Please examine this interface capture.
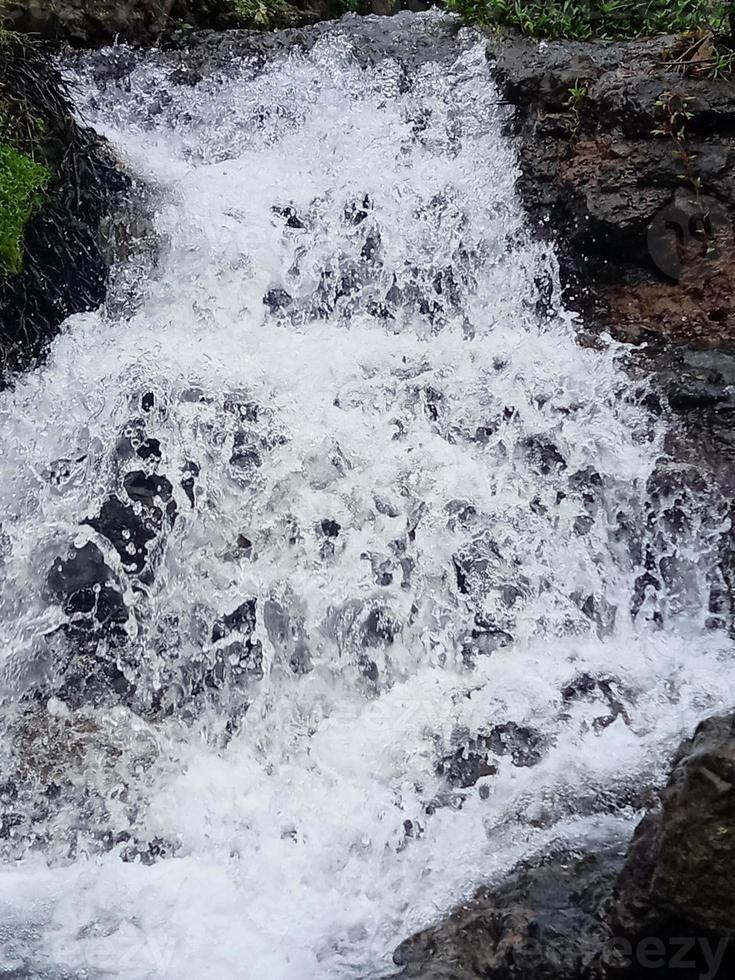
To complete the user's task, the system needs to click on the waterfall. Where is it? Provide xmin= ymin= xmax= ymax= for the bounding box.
xmin=0 ymin=13 xmax=732 ymax=980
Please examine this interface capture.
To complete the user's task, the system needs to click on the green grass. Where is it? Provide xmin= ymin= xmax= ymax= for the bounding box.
xmin=0 ymin=142 xmax=50 ymax=276
xmin=446 ymin=0 xmax=733 ymax=40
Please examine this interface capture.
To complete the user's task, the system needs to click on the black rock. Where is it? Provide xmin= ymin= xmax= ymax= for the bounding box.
xmin=230 ymin=433 xmax=263 ymax=471
xmin=263 ymin=288 xmax=293 ymax=312
xmin=437 ymin=746 xmax=498 ymax=790
xmin=47 ymin=541 xmax=113 ymax=601
xmin=211 ymin=598 xmax=258 ymax=643
xmin=393 ymin=847 xmax=625 ymax=980
xmin=87 ymin=495 xmax=157 ymax=575
xmin=604 ymin=714 xmax=735 ymax=970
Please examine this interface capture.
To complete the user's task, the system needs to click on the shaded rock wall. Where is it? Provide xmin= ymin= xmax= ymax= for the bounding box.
xmin=2 ymin=0 xmax=181 ymax=45
xmin=0 ymin=0 xmax=349 ymax=45
xmin=1 ymin=0 xmax=436 ymax=46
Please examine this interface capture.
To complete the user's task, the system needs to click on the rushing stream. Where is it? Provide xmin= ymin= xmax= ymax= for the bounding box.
xmin=0 ymin=12 xmax=733 ymax=980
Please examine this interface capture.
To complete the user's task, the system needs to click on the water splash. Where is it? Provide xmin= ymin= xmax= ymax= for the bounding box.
xmin=0 ymin=14 xmax=732 ymax=980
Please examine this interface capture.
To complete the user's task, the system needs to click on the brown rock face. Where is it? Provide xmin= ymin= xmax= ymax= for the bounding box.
xmin=487 ymin=32 xmax=735 ymax=349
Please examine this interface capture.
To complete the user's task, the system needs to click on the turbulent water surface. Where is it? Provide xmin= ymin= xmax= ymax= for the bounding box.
xmin=0 ymin=12 xmax=733 ymax=980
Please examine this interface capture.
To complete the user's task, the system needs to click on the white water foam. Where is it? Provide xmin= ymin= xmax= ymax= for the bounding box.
xmin=0 ymin=13 xmax=733 ymax=979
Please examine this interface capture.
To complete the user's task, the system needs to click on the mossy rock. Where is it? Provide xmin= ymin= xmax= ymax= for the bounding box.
xmin=0 ymin=32 xmax=131 ymax=378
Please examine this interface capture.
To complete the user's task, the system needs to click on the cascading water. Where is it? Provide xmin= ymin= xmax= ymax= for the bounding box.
xmin=0 ymin=12 xmax=733 ymax=980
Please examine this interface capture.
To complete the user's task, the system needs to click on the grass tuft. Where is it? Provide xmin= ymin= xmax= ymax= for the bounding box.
xmin=0 ymin=143 xmax=49 ymax=276
xmin=446 ymin=0 xmax=734 ymax=40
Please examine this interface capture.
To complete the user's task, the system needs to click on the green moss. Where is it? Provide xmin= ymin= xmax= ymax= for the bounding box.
xmin=447 ymin=0 xmax=733 ymax=40
xmin=0 ymin=142 xmax=50 ymax=277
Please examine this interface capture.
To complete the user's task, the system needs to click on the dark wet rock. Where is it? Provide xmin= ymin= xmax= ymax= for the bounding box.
xmin=580 ymin=593 xmax=617 ymax=637
xmin=205 ymin=638 xmax=264 ymax=687
xmin=117 ymin=833 xmax=179 ymax=866
xmin=44 ymin=543 xmax=133 ymax=706
xmin=87 ymin=465 xmax=176 ymax=579
xmin=136 ymin=437 xmax=162 ymax=461
xmin=445 ymin=500 xmax=477 ymax=531
xmin=225 ymin=414 xmax=285 ymax=470
xmin=522 ymin=436 xmax=567 ymax=475
xmin=273 ymin=204 xmax=306 ymax=229
xmin=46 ymin=540 xmax=129 ymax=640
xmin=263 ymin=598 xmax=291 ymax=651
xmin=363 ymin=606 xmax=397 ymax=647
xmin=437 ymin=744 xmax=497 ymax=790
xmin=358 ymin=655 xmax=380 ymax=686
xmin=5 ymin=0 xmax=187 ymax=45
xmin=289 ymin=639 xmax=313 ymax=674
xmin=124 ymin=470 xmax=175 ymax=510
xmin=460 ymin=622 xmax=513 ymax=667
xmin=181 ymin=460 xmax=200 ymax=507
xmin=230 ymin=443 xmax=263 ymax=472
xmin=437 ymin=723 xmax=545 ymax=794
xmin=208 ymin=598 xmax=263 ymax=686
xmin=46 ymin=541 xmax=115 ymax=603
xmin=345 ymin=194 xmax=372 ymax=225
xmin=605 ymin=714 xmax=735 ymax=959
xmin=485 ymin=722 xmax=545 ymax=768
xmin=560 ymin=672 xmax=631 ymax=732
xmin=320 ymin=518 xmax=341 ymax=537
xmin=236 ymin=534 xmax=253 ymax=558
xmin=263 ymin=287 xmax=294 ymax=312
xmin=393 ymin=847 xmax=625 ymax=980
xmin=65 ymin=13 xmax=464 ymax=92
xmin=362 ymin=550 xmax=395 ymax=586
